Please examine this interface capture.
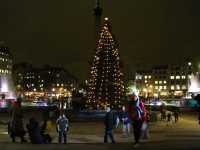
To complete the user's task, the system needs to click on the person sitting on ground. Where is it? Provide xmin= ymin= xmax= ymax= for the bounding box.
xmin=40 ymin=119 xmax=52 ymax=143
xmin=26 ymin=117 xmax=44 ymax=144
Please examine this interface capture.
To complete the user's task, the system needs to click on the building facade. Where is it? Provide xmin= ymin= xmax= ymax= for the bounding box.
xmin=135 ymin=62 xmax=193 ymax=98
xmin=13 ymin=63 xmax=78 ymax=100
xmin=0 ymin=44 xmax=15 ymax=99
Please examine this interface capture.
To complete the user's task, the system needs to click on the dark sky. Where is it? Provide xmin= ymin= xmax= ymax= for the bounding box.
xmin=0 ymin=0 xmax=200 ymax=80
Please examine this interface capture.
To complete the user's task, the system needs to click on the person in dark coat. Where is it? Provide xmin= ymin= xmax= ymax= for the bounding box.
xmin=9 ymin=98 xmax=26 ymax=143
xmin=56 ymin=113 xmax=69 ymax=144
xmin=26 ymin=117 xmax=43 ymax=144
xmin=128 ymin=94 xmax=145 ymax=147
xmin=40 ymin=119 xmax=52 ymax=143
xmin=121 ymin=106 xmax=131 ymax=137
xmin=104 ymin=107 xmax=116 ymax=143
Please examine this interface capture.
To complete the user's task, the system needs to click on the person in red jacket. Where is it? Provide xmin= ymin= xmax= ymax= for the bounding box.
xmin=128 ymin=94 xmax=145 ymax=147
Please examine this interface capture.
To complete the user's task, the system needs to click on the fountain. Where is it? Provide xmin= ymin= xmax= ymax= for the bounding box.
xmin=188 ymin=73 xmax=200 ymax=94
xmin=0 ymin=74 xmax=16 ymax=99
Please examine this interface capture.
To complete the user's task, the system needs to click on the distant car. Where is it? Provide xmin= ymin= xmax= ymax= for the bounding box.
xmin=32 ymin=100 xmax=48 ymax=106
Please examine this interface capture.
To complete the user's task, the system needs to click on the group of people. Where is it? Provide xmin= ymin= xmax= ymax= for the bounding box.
xmin=161 ymin=109 xmax=180 ymax=125
xmin=104 ymin=94 xmax=150 ymax=147
xmin=8 ymin=94 xmax=149 ymax=146
xmin=8 ymin=98 xmax=69 ymax=144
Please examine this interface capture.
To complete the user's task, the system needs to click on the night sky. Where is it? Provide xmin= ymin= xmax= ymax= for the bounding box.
xmin=0 ymin=0 xmax=200 ymax=80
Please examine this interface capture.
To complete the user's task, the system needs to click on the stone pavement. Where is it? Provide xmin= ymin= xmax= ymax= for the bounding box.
xmin=0 ymin=114 xmax=200 ymax=149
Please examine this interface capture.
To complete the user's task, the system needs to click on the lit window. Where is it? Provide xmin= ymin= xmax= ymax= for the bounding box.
xmin=181 ymin=75 xmax=186 ymax=79
xmin=188 ymin=75 xmax=192 ymax=79
xmin=176 ymin=76 xmax=180 ymax=79
xmin=144 ymin=76 xmax=148 ymax=79
xmin=155 ymin=86 xmax=158 ymax=90
xmin=171 ymin=85 xmax=175 ymax=90
xmin=164 ymin=81 xmax=167 ymax=84
xmin=159 ymin=81 xmax=162 ymax=84
xmin=159 ymin=86 xmax=163 ymax=90
xmin=57 ymin=83 xmax=60 ymax=87
xmin=164 ymin=86 xmax=167 ymax=90
xmin=176 ymin=85 xmax=180 ymax=90
xmin=145 ymin=80 xmax=147 ymax=83
xmin=155 ymin=81 xmax=158 ymax=84
xmin=148 ymin=75 xmax=151 ymax=79
xmin=170 ymin=76 xmax=174 ymax=79
xmin=182 ymin=85 xmax=186 ymax=90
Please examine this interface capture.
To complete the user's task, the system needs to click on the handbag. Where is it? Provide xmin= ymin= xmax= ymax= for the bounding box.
xmin=141 ymin=121 xmax=148 ymax=131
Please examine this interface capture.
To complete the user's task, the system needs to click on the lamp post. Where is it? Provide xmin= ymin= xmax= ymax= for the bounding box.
xmin=158 ymin=88 xmax=161 ymax=100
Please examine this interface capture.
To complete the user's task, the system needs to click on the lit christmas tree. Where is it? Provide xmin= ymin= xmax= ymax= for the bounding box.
xmin=86 ymin=18 xmax=125 ymax=110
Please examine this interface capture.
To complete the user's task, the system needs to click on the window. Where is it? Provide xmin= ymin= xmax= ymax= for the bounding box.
xmin=159 ymin=81 xmax=162 ymax=84
xmin=155 ymin=81 xmax=158 ymax=84
xmin=182 ymin=85 xmax=186 ymax=90
xmin=170 ymin=76 xmax=174 ymax=79
xmin=155 ymin=86 xmax=158 ymax=90
xmin=171 ymin=85 xmax=175 ymax=90
xmin=164 ymin=80 xmax=167 ymax=84
xmin=148 ymin=75 xmax=151 ymax=79
xmin=144 ymin=76 xmax=148 ymax=79
xmin=176 ymin=85 xmax=180 ymax=90
xmin=164 ymin=86 xmax=167 ymax=90
xmin=176 ymin=76 xmax=180 ymax=79
xmin=181 ymin=76 xmax=186 ymax=79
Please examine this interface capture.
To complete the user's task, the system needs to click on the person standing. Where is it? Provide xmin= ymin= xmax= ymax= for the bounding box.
xmin=104 ymin=107 xmax=116 ymax=143
xmin=173 ymin=110 xmax=179 ymax=123
xmin=56 ymin=113 xmax=69 ymax=144
xmin=121 ymin=106 xmax=131 ymax=137
xmin=141 ymin=108 xmax=150 ymax=140
xmin=128 ymin=94 xmax=145 ymax=147
xmin=167 ymin=112 xmax=172 ymax=126
xmin=9 ymin=98 xmax=26 ymax=143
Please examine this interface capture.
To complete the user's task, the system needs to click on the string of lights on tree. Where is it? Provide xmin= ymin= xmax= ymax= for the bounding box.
xmin=86 ymin=18 xmax=125 ymax=110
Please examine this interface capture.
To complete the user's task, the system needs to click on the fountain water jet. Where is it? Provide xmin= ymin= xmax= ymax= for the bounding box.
xmin=188 ymin=73 xmax=200 ymax=94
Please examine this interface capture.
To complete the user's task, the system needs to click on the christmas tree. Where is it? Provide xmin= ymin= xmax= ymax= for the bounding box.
xmin=86 ymin=18 xmax=125 ymax=110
